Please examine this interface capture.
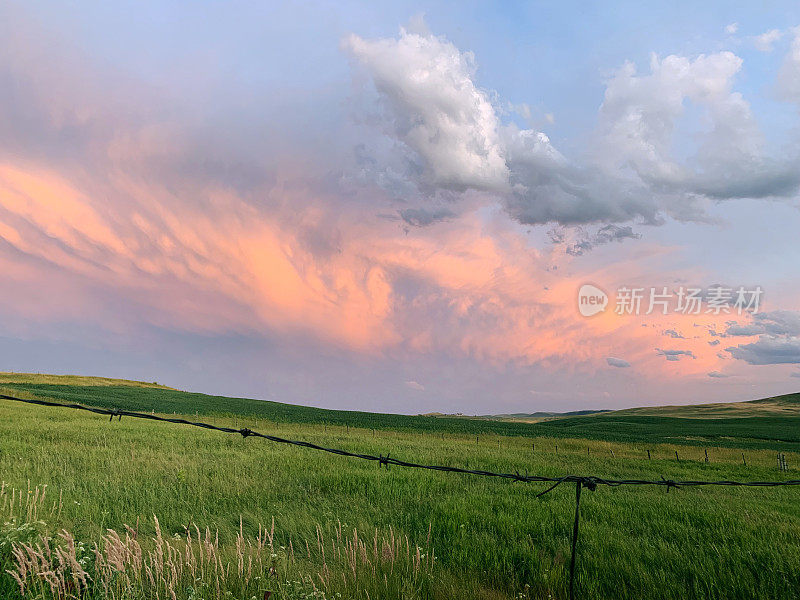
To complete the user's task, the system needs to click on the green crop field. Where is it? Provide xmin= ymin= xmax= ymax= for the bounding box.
xmin=1 ymin=374 xmax=799 ymax=599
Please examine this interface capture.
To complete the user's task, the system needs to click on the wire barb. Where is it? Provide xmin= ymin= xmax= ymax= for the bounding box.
xmin=1 ymin=393 xmax=799 ymax=492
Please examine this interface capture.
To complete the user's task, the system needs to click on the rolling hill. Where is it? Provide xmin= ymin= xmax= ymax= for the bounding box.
xmin=1 ymin=372 xmax=799 ymax=450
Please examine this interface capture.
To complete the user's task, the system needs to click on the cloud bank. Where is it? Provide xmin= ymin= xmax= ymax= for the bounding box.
xmin=346 ymin=25 xmax=800 ymax=234
xmin=1 ymin=7 xmax=799 ymax=410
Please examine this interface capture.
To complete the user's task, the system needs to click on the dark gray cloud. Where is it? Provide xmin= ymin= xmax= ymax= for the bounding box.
xmin=606 ymin=357 xmax=631 ymax=368
xmin=724 ymin=311 xmax=800 ymax=337
xmin=726 ymin=337 xmax=800 ymax=364
xmin=708 ymin=371 xmax=730 ymax=378
xmin=709 ymin=339 xmax=721 ymax=346
xmin=399 ymin=207 xmax=456 ymax=227
xmin=557 ymin=224 xmax=642 ymax=256
xmin=663 ymin=329 xmax=685 ymax=339
xmin=656 ymin=348 xmax=696 ymax=361
xmin=725 ymin=311 xmax=800 ymax=365
xmin=725 ymin=323 xmax=764 ymax=336
xmin=754 ymin=310 xmax=800 ymax=336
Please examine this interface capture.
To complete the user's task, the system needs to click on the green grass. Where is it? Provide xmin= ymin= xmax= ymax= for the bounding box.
xmin=3 ymin=375 xmax=800 ymax=450
xmin=2 ymin=375 xmax=800 ymax=598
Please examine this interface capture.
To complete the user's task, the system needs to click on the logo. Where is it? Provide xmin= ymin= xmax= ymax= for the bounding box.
xmin=578 ymin=284 xmax=608 ymax=317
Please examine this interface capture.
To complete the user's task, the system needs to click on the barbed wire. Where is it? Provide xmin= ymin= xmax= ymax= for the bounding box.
xmin=3 ymin=393 xmax=797 ymax=490
xmin=3 ymin=391 xmax=799 ymax=600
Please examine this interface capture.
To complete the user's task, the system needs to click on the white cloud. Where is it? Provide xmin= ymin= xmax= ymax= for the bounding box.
xmin=345 ymin=26 xmax=660 ymax=227
xmin=405 ymin=380 xmax=425 ymax=391
xmin=725 ymin=23 xmax=739 ymax=35
xmin=346 ymin=25 xmax=800 ymax=235
xmin=344 ymin=28 xmax=510 ymax=193
xmin=753 ymin=29 xmax=783 ymax=52
xmin=778 ymin=27 xmax=800 ymax=103
xmin=595 ymin=52 xmax=798 ymax=200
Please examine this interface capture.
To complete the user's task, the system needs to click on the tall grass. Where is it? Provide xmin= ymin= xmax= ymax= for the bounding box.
xmin=2 ymin=483 xmax=436 ymax=600
xmin=3 ymin=397 xmax=800 ymax=598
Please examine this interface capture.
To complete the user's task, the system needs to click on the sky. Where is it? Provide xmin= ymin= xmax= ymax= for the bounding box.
xmin=2 ymin=1 xmax=800 ymax=414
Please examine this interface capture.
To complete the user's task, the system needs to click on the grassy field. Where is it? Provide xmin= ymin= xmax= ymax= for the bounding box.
xmin=3 ymin=373 xmax=800 ymax=450
xmin=1 ymin=374 xmax=800 ymax=599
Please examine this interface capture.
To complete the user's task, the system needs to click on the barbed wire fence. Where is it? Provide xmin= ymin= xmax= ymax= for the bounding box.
xmin=3 ymin=393 xmax=800 ymax=600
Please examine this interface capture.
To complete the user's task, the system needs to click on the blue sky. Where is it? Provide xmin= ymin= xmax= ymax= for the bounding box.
xmin=2 ymin=2 xmax=800 ymax=413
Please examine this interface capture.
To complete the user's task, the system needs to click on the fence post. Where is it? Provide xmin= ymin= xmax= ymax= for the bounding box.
xmin=647 ymin=449 xmax=651 ymax=460
xmin=704 ymin=448 xmax=709 ymax=463
xmin=742 ymin=453 xmax=747 ymax=466
xmin=569 ymin=480 xmax=583 ymax=600
xmin=675 ymin=450 xmax=680 ymax=463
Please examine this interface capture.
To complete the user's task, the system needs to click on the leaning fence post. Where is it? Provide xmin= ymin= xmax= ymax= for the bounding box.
xmin=742 ymin=452 xmax=747 ymax=466
xmin=647 ymin=449 xmax=651 ymax=460
xmin=704 ymin=448 xmax=709 ymax=463
xmin=675 ymin=450 xmax=680 ymax=463
xmin=569 ymin=480 xmax=583 ymax=600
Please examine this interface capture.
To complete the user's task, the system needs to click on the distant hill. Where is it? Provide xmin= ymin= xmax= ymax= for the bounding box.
xmin=0 ymin=372 xmax=173 ymax=389
xmin=420 ymin=409 xmax=610 ymax=423
xmin=603 ymin=393 xmax=800 ymax=419
xmin=1 ymin=373 xmax=799 ymax=450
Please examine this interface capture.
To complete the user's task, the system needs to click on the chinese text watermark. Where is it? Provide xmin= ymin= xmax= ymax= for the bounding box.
xmin=578 ymin=285 xmax=763 ymax=317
